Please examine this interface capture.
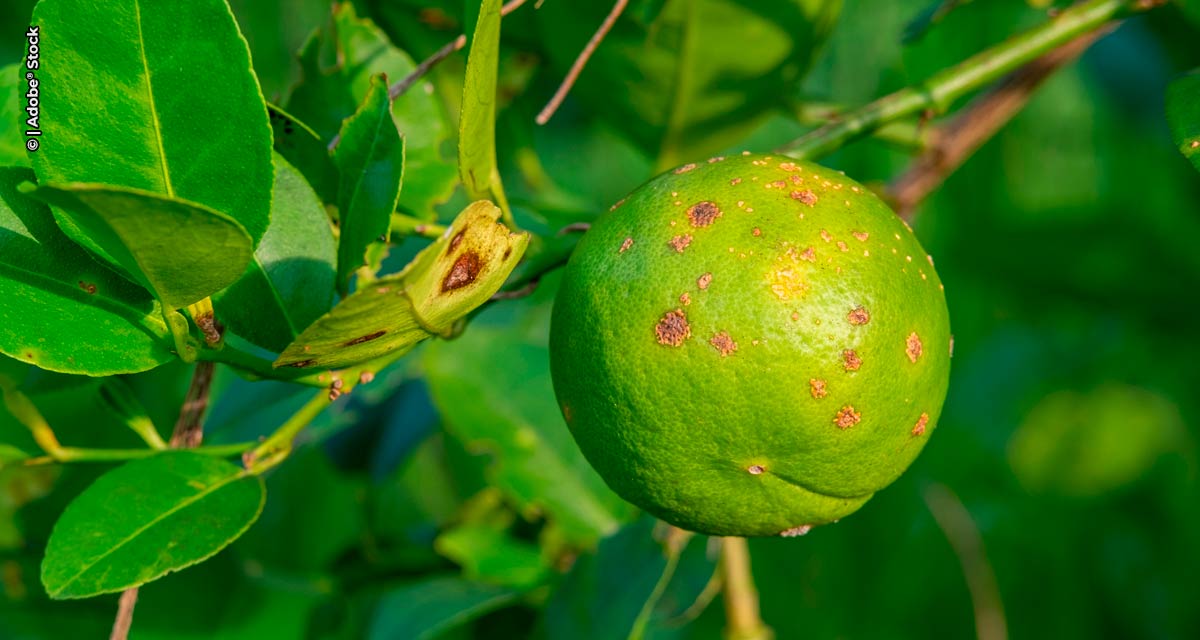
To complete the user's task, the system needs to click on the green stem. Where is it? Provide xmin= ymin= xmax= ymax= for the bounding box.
xmin=246 ymin=388 xmax=335 ymax=472
xmin=195 ymin=343 xmax=333 ymax=388
xmin=721 ymin=537 xmax=773 ymax=640
xmin=390 ymin=213 xmax=446 ymax=239
xmin=780 ymin=0 xmax=1154 ymax=159
xmin=0 ymin=381 xmax=63 ymax=458
xmin=161 ymin=307 xmax=197 ymax=363
xmin=789 ymin=100 xmax=933 ymax=152
xmin=22 ymin=442 xmax=255 ymax=466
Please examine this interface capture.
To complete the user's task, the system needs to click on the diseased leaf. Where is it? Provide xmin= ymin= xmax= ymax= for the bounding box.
xmin=274 ymin=201 xmax=527 ymax=370
xmin=23 ymin=183 xmax=254 ymax=310
xmin=367 ymin=575 xmax=520 ymax=640
xmin=286 ymin=3 xmax=456 ymax=218
xmin=41 ymin=452 xmax=266 ymax=599
xmin=334 ymin=74 xmax=405 ymax=294
xmin=0 ymin=168 xmax=173 ymax=375
xmin=535 ymin=0 xmax=841 ymax=168
xmin=424 ymin=272 xmax=634 ymax=545
xmin=268 ymin=104 xmax=338 ymax=204
xmin=30 ymin=0 xmax=273 ymax=244
xmin=214 ymin=154 xmax=336 ymax=352
xmin=458 ymin=0 xmax=507 ymax=207
xmin=1166 ymin=70 xmax=1200 ymax=173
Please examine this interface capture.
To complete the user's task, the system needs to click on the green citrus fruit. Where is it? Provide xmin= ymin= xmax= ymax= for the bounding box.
xmin=549 ymin=153 xmax=951 ymax=537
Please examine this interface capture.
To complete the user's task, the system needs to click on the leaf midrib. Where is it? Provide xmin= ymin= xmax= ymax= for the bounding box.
xmin=50 ymin=466 xmax=246 ymax=596
xmin=133 ymin=0 xmax=174 ymax=197
xmin=340 ymin=97 xmax=396 ymax=250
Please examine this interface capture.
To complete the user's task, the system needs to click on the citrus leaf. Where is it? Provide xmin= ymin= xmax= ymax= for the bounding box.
xmin=285 ymin=3 xmax=456 ymax=218
xmin=0 ymin=168 xmax=173 ymax=375
xmin=30 ymin=0 xmax=273 ymax=244
xmin=423 ymin=273 xmax=635 ymax=546
xmin=434 ymin=524 xmax=551 ymax=589
xmin=268 ymin=104 xmax=338 ymax=204
xmin=333 ymin=74 xmax=405 ymax=295
xmin=458 ymin=0 xmax=505 ymax=203
xmin=541 ymin=517 xmax=718 ymax=640
xmin=274 ymin=201 xmax=527 ymax=370
xmin=1166 ymin=69 xmax=1200 ymax=173
xmin=0 ymin=63 xmax=28 ymax=167
xmin=214 ymin=154 xmax=336 ymax=352
xmin=536 ymin=0 xmax=841 ymax=167
xmin=367 ymin=575 xmax=520 ymax=640
xmin=41 ymin=451 xmax=266 ymax=599
xmin=22 ymin=183 xmax=254 ymax=310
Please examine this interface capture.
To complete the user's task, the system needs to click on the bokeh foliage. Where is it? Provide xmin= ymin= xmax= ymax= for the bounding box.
xmin=2 ymin=0 xmax=1199 ymax=638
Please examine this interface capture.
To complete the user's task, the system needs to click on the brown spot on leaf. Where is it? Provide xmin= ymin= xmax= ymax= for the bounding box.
xmin=906 ymin=332 xmax=923 ymax=363
xmin=834 ymin=405 xmax=861 ymax=429
xmin=747 ymin=464 xmax=765 ymax=475
xmin=710 ymin=331 xmax=738 ymax=356
xmin=697 ymin=273 xmax=712 ymax=290
xmin=791 ymin=189 xmax=818 ymax=206
xmin=686 ymin=201 xmax=722 ymax=227
xmin=655 ymin=309 xmax=691 ymax=346
xmin=447 ymin=229 xmax=465 ymax=255
xmin=669 ymin=235 xmax=693 ymax=252
xmin=442 ymin=251 xmax=481 ymax=292
xmin=809 ymin=379 xmax=827 ymax=399
xmin=343 ymin=330 xmax=387 ymax=346
xmin=780 ymin=525 xmax=812 ymax=537
xmin=329 ymin=388 xmax=342 ymax=401
xmin=359 ymin=371 xmax=375 ymax=384
xmin=843 ymin=349 xmax=862 ymax=371
xmin=503 ymin=247 xmax=512 ymax=260
xmin=619 ymin=237 xmax=633 ymax=253
xmin=912 ymin=413 xmax=929 ymax=436
xmin=78 ymin=281 xmax=97 ymax=294
xmin=609 ymin=197 xmax=627 ymax=211
xmin=287 ymin=359 xmax=318 ymax=368
xmin=847 ymin=306 xmax=870 ymax=325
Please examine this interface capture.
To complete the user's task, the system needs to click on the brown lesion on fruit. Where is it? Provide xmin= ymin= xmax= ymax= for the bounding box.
xmin=441 ymin=251 xmax=482 ymax=292
xmin=847 ymin=306 xmax=870 ymax=325
xmin=906 ymin=332 xmax=923 ymax=363
xmin=609 ymin=197 xmax=626 ymax=211
xmin=820 ymin=229 xmax=832 ymax=243
xmin=619 ymin=237 xmax=633 ymax=253
xmin=655 ymin=309 xmax=691 ymax=346
xmin=834 ymin=405 xmax=861 ymax=429
xmin=674 ymin=163 xmax=697 ymax=174
xmin=710 ymin=331 xmax=738 ymax=357
xmin=730 ymin=178 xmax=742 ymax=186
xmin=680 ymin=292 xmax=691 ymax=305
xmin=768 ymin=267 xmax=808 ymax=301
xmin=912 ymin=413 xmax=929 ymax=436
xmin=843 ymin=349 xmax=862 ymax=371
xmin=669 ymin=234 xmax=693 ymax=252
xmin=791 ymin=189 xmax=818 ymax=206
xmin=809 ymin=379 xmax=827 ymax=399
xmin=779 ymin=161 xmax=798 ymax=172
xmin=687 ymin=201 xmax=722 ymax=228
xmin=780 ymin=525 xmax=812 ymax=537
xmin=752 ymin=227 xmax=761 ymax=237
xmin=836 ymin=241 xmax=849 ymax=252
xmin=697 ymin=273 xmax=712 ymax=290
xmin=78 ymin=281 xmax=97 ymax=294
xmin=799 ymin=246 xmax=815 ymax=262
xmin=852 ymin=231 xmax=869 ymax=242
xmin=747 ymin=464 xmax=765 ymax=475
xmin=342 ymin=330 xmax=387 ymax=346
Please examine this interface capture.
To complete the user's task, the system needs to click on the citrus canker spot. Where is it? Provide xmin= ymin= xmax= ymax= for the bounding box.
xmin=698 ymin=273 xmax=713 ymax=290
xmin=847 ymin=306 xmax=870 ymax=325
xmin=619 ymin=237 xmax=633 ymax=253
xmin=687 ymin=201 xmax=722 ymax=227
xmin=655 ymin=309 xmax=691 ymax=346
xmin=675 ymin=163 xmax=697 ymax=174
xmin=852 ymin=231 xmax=869 ymax=242
xmin=710 ymin=331 xmax=738 ymax=356
xmin=442 ymin=251 xmax=481 ymax=292
xmin=342 ymin=330 xmax=386 ymax=346
xmin=912 ymin=413 xmax=929 ymax=436
xmin=834 ymin=406 xmax=861 ymax=429
xmin=680 ymin=292 xmax=691 ymax=305
xmin=447 ymin=229 xmax=466 ymax=255
xmin=810 ymin=379 xmax=827 ymax=399
xmin=78 ymin=281 xmax=97 ymax=294
xmin=843 ymin=349 xmax=862 ymax=371
xmin=747 ymin=464 xmax=765 ymax=475
xmin=906 ymin=332 xmax=923 ymax=363
xmin=669 ymin=234 xmax=693 ymax=252
xmin=780 ymin=525 xmax=812 ymax=537
xmin=791 ymin=189 xmax=818 ymax=206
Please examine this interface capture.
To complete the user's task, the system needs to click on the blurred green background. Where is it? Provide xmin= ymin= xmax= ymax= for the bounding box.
xmin=2 ymin=0 xmax=1199 ymax=638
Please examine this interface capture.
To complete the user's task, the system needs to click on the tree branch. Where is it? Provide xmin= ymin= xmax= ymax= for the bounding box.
xmin=925 ymin=484 xmax=1008 ymax=640
xmin=779 ymin=0 xmax=1159 ymax=160
xmin=535 ymin=0 xmax=628 ymax=125
xmin=889 ymin=28 xmax=1110 ymax=220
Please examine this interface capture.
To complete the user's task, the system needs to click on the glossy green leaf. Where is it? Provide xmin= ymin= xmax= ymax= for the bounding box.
xmin=41 ymin=451 xmax=266 ymax=599
xmin=30 ymin=0 xmax=273 ymax=244
xmin=435 ymin=524 xmax=550 ymax=589
xmin=458 ymin=0 xmax=506 ymax=204
xmin=23 ymin=183 xmax=254 ymax=310
xmin=0 ymin=168 xmax=173 ymax=374
xmin=1166 ymin=70 xmax=1200 ymax=173
xmin=286 ymin=3 xmax=457 ymax=218
xmin=424 ymin=273 xmax=634 ymax=546
xmin=274 ymin=201 xmax=527 ymax=369
xmin=542 ymin=516 xmax=718 ymax=640
xmin=367 ymin=575 xmax=520 ymax=640
xmin=213 ymin=154 xmax=336 ymax=352
xmin=0 ymin=63 xmax=28 ymax=167
xmin=267 ymin=104 xmax=338 ymax=204
xmin=536 ymin=0 xmax=841 ymax=167
xmin=334 ymin=74 xmax=405 ymax=294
